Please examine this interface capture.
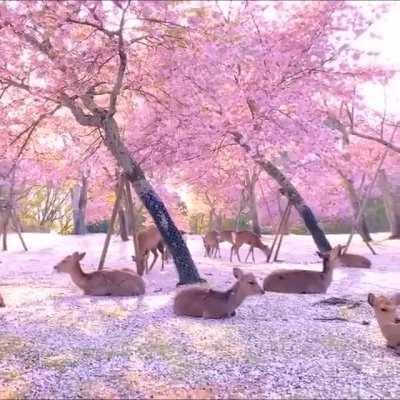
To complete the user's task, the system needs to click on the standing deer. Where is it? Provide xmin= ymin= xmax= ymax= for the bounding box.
xmin=230 ymin=231 xmax=270 ymax=263
xmin=317 ymin=245 xmax=371 ymax=268
xmin=0 ymin=293 xmax=4 ymax=307
xmin=368 ymin=293 xmax=400 ymax=349
xmin=218 ymin=230 xmax=234 ymax=244
xmin=173 ymin=267 xmax=264 ymax=318
xmin=133 ymin=225 xmax=163 ymax=274
xmin=54 ymin=252 xmax=145 ymax=296
xmin=263 ymin=245 xmax=342 ymax=294
xmin=203 ymin=230 xmax=221 ymax=258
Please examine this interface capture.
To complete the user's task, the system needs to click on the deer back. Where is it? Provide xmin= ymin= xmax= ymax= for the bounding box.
xmin=204 ymin=230 xmax=219 ymax=247
xmin=137 ymin=225 xmax=162 ymax=255
xmin=340 ymin=253 xmax=371 ymax=268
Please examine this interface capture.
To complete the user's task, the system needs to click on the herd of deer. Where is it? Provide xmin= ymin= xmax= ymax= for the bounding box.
xmin=0 ymin=225 xmax=398 ymax=351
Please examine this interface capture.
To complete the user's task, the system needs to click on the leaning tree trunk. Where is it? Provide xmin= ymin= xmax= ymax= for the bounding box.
xmin=71 ymin=175 xmax=88 ymax=235
xmin=102 ymin=117 xmax=203 ymax=285
xmin=232 ymin=132 xmax=331 ymax=252
xmin=378 ymin=169 xmax=400 ymax=239
xmin=339 ymin=173 xmax=372 ymax=242
xmin=247 ymin=172 xmax=261 ymax=236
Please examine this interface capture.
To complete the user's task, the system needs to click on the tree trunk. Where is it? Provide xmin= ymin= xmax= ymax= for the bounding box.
xmin=231 ymin=132 xmax=331 ymax=252
xmin=247 ymin=172 xmax=261 ymax=235
xmin=71 ymin=175 xmax=88 ymax=235
xmin=378 ymin=169 xmax=400 ymax=239
xmin=102 ymin=117 xmax=203 ymax=285
xmin=118 ymin=208 xmax=129 ymax=241
xmin=339 ymin=173 xmax=372 ymax=242
xmin=235 ymin=189 xmax=246 ymax=231
xmin=208 ymin=208 xmax=216 ymax=231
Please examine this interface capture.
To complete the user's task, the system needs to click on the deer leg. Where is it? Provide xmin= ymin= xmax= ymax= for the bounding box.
xmin=230 ymin=245 xmax=234 ymax=262
xmin=236 ymin=245 xmax=242 ymax=263
xmin=217 ymin=245 xmax=221 ymax=258
xmin=245 ymin=247 xmax=252 ymax=263
xmin=252 ymin=247 xmax=256 ymax=263
xmin=148 ymin=248 xmax=159 ymax=272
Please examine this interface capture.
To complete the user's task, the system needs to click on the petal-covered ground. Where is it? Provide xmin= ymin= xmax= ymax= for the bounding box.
xmin=0 ymin=232 xmax=400 ymax=399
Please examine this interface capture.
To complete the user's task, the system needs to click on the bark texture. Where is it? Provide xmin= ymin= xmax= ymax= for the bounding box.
xmin=232 ymin=132 xmax=331 ymax=252
xmin=378 ymin=169 xmax=400 ymax=239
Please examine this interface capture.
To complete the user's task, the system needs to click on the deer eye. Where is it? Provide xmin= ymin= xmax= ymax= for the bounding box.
xmin=381 ymin=308 xmax=388 ymax=312
xmin=249 ymin=281 xmax=255 ymax=285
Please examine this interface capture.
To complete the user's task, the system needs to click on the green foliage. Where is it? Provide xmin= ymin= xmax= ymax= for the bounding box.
xmin=87 ymin=220 xmax=109 ymax=233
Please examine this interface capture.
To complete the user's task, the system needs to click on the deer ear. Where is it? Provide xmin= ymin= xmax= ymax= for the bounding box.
xmin=367 ymin=293 xmax=375 ymax=307
xmin=78 ymin=252 xmax=86 ymax=261
xmin=233 ymin=267 xmax=243 ymax=280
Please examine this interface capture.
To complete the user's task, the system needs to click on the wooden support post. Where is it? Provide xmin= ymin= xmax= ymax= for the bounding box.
xmin=273 ymin=205 xmax=291 ymax=262
xmin=344 ymin=135 xmax=396 ymax=254
xmin=10 ymin=210 xmax=28 ymax=251
xmin=267 ymin=201 xmax=290 ymax=263
xmin=123 ymin=177 xmax=143 ymax=275
xmin=98 ymin=175 xmax=125 ymax=270
xmin=1 ymin=216 xmax=9 ymax=251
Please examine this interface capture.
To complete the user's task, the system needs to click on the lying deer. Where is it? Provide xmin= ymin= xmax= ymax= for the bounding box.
xmin=203 ymin=230 xmax=221 ymax=258
xmin=230 ymin=231 xmax=270 ymax=263
xmin=54 ymin=252 xmax=145 ymax=296
xmin=368 ymin=293 xmax=400 ymax=349
xmin=0 ymin=293 xmax=4 ymax=307
xmin=263 ymin=245 xmax=342 ymax=294
xmin=173 ymin=267 xmax=264 ymax=318
xmin=317 ymin=245 xmax=371 ymax=268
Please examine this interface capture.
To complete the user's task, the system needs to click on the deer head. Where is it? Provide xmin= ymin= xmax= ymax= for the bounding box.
xmin=54 ymin=252 xmax=86 ymax=273
xmin=233 ymin=267 xmax=265 ymax=296
xmin=368 ymin=293 xmax=398 ymax=324
xmin=316 ymin=245 xmax=344 ymax=268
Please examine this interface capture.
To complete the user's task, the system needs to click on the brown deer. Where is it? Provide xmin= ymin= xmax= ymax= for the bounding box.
xmin=230 ymin=231 xmax=270 ymax=263
xmin=173 ymin=267 xmax=264 ymax=319
xmin=203 ymin=230 xmax=221 ymax=258
xmin=317 ymin=245 xmax=371 ymax=268
xmin=0 ymin=293 xmax=4 ymax=307
xmin=263 ymin=245 xmax=342 ymax=294
xmin=54 ymin=252 xmax=145 ymax=296
xmin=218 ymin=230 xmax=234 ymax=244
xmin=133 ymin=225 xmax=163 ymax=274
xmin=368 ymin=293 xmax=400 ymax=349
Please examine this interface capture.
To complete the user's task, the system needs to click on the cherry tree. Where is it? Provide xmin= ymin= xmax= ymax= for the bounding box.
xmin=0 ymin=1 xmax=203 ymax=284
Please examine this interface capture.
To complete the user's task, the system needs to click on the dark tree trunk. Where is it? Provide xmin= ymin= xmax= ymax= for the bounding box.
xmin=339 ymin=173 xmax=372 ymax=242
xmin=378 ymin=169 xmax=400 ymax=239
xmin=118 ymin=208 xmax=129 ymax=241
xmin=102 ymin=117 xmax=203 ymax=285
xmin=232 ymin=132 xmax=331 ymax=252
xmin=71 ymin=175 xmax=88 ymax=235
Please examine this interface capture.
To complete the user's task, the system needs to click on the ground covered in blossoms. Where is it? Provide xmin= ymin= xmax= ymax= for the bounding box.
xmin=1 ymin=232 xmax=400 ymax=399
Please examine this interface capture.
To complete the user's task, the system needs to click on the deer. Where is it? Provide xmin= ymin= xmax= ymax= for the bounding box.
xmin=132 ymin=225 xmax=163 ymax=274
xmin=316 ymin=245 xmax=371 ymax=268
xmin=0 ymin=293 xmax=4 ymax=307
xmin=203 ymin=230 xmax=221 ymax=258
xmin=218 ymin=230 xmax=234 ymax=244
xmin=54 ymin=252 xmax=145 ymax=296
xmin=173 ymin=267 xmax=264 ymax=319
xmin=368 ymin=293 xmax=400 ymax=349
xmin=230 ymin=231 xmax=270 ymax=263
xmin=263 ymin=245 xmax=342 ymax=294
